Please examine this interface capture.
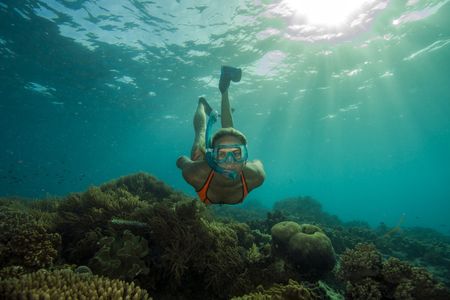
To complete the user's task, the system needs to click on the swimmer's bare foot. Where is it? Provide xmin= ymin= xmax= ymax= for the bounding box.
xmin=199 ymin=97 xmax=212 ymax=116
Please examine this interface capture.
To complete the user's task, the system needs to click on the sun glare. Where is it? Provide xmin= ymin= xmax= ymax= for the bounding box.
xmin=285 ymin=0 xmax=372 ymax=27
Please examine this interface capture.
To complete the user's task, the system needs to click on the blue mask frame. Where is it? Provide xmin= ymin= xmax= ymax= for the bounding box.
xmin=212 ymin=144 xmax=248 ymax=164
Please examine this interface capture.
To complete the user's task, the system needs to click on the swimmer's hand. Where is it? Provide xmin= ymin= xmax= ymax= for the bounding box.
xmin=176 ymin=156 xmax=190 ymax=169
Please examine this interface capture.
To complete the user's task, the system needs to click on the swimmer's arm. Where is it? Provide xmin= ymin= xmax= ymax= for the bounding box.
xmin=245 ymin=160 xmax=266 ymax=188
xmin=176 ymin=155 xmax=192 ymax=170
xmin=177 ymin=156 xmax=204 ymax=188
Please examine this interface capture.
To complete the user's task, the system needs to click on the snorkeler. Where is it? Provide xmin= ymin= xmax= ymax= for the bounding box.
xmin=176 ymin=66 xmax=265 ymax=205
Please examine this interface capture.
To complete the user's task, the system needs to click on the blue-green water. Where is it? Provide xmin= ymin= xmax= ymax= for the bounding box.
xmin=1 ymin=0 xmax=449 ymax=233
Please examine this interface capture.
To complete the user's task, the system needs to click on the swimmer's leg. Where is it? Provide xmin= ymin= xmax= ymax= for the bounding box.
xmin=191 ymin=97 xmax=207 ymax=160
xmin=199 ymin=96 xmax=212 ymax=116
xmin=221 ymin=90 xmax=233 ymax=128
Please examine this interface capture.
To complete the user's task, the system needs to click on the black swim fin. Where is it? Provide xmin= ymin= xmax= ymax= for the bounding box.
xmin=219 ymin=66 xmax=242 ymax=94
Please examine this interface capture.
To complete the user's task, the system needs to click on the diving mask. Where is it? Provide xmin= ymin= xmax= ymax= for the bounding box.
xmin=212 ymin=144 xmax=248 ymax=164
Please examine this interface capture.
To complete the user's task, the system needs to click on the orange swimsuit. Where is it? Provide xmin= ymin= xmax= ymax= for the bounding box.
xmin=196 ymin=169 xmax=249 ymax=204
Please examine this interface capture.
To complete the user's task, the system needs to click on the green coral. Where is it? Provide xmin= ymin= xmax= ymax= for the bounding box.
xmin=89 ymin=229 xmax=150 ymax=281
xmin=271 ymin=221 xmax=336 ymax=274
xmin=0 ymin=269 xmax=151 ymax=299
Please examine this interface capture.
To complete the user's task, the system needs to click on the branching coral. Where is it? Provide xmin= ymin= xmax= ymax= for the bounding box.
xmin=338 ymin=244 xmax=450 ymax=299
xmin=0 ymin=269 xmax=151 ymax=299
xmin=382 ymin=257 xmax=449 ymax=299
xmin=345 ymin=278 xmax=382 ymax=300
xmin=0 ymin=209 xmax=60 ymax=269
xmin=140 ymin=200 xmax=251 ymax=298
xmin=145 ymin=201 xmax=209 ymax=284
xmin=201 ymin=220 xmax=247 ymax=294
xmin=337 ymin=243 xmax=382 ymax=281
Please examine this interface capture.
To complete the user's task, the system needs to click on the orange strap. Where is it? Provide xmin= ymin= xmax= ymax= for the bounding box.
xmin=196 ymin=169 xmax=215 ymax=204
xmin=241 ymin=171 xmax=249 ymax=199
xmin=197 ymin=170 xmax=249 ymax=205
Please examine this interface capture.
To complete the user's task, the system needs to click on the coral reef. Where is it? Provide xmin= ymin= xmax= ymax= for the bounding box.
xmin=382 ymin=257 xmax=449 ymax=299
xmin=0 ymin=269 xmax=151 ymax=299
xmin=1 ymin=173 xmax=449 ymax=300
xmin=337 ymin=243 xmax=450 ymax=299
xmin=271 ymin=221 xmax=336 ymax=275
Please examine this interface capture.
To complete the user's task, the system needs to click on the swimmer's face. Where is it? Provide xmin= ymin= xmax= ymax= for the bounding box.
xmin=214 ymin=135 xmax=246 ymax=171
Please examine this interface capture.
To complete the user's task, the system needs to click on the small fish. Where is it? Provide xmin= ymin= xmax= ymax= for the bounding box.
xmin=110 ymin=218 xmax=147 ymax=228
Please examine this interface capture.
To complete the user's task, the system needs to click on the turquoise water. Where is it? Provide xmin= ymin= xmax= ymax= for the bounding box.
xmin=1 ymin=0 xmax=449 ymax=233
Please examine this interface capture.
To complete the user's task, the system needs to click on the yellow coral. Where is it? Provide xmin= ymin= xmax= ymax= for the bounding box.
xmin=0 ymin=269 xmax=151 ymax=299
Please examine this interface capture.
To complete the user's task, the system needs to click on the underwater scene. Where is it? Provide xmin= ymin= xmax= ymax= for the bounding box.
xmin=1 ymin=0 xmax=450 ymax=299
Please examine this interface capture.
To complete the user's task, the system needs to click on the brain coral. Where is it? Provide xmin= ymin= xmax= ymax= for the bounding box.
xmin=271 ymin=221 xmax=336 ymax=273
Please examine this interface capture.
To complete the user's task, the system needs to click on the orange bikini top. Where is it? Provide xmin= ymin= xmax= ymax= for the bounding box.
xmin=196 ymin=169 xmax=249 ymax=205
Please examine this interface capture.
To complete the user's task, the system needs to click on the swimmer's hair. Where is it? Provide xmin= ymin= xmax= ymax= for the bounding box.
xmin=212 ymin=127 xmax=247 ymax=146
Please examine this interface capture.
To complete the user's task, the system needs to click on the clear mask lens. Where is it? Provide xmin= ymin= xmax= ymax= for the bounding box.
xmin=213 ymin=144 xmax=248 ymax=163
